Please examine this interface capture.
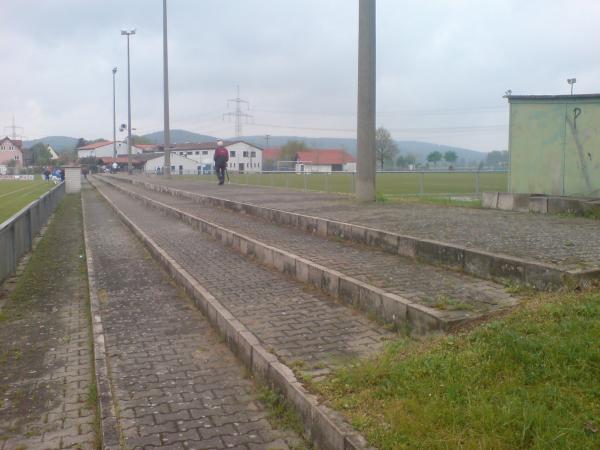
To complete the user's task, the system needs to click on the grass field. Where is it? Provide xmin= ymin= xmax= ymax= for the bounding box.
xmin=0 ymin=180 xmax=55 ymax=223
xmin=316 ymin=289 xmax=600 ymax=449
xmin=192 ymin=171 xmax=508 ymax=197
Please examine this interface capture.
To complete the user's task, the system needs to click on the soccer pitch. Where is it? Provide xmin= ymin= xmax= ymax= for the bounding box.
xmin=0 ymin=180 xmax=55 ymax=223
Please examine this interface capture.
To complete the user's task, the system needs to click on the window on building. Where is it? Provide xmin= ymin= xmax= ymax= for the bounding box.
xmin=243 ymin=151 xmax=249 ymax=157
xmin=251 ymin=151 xmax=256 ymax=157
xmin=230 ymin=150 xmax=236 ymax=157
xmin=195 ymin=151 xmax=199 ymax=155
xmin=202 ymin=151 xmax=208 ymax=155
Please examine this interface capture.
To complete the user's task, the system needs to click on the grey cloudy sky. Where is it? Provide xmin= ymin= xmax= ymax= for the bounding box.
xmin=1 ymin=0 xmax=599 ymax=151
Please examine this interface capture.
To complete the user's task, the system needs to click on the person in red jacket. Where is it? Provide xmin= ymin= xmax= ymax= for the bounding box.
xmin=213 ymin=140 xmax=229 ymax=185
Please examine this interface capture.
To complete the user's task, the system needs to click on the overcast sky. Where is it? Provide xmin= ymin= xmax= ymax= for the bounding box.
xmin=1 ymin=0 xmax=599 ymax=151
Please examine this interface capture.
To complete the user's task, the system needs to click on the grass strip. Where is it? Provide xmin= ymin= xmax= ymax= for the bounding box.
xmin=316 ymin=290 xmax=600 ymax=449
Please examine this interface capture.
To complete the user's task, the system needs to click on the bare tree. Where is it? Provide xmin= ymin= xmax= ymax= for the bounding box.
xmin=375 ymin=127 xmax=398 ymax=170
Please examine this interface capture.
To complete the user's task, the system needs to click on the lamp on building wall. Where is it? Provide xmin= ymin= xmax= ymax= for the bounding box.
xmin=567 ymin=78 xmax=576 ymax=95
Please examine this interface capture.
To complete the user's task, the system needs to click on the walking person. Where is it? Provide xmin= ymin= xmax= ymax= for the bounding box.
xmin=213 ymin=140 xmax=229 ymax=185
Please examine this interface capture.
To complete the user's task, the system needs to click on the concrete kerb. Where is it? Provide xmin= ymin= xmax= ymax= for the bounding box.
xmin=97 ymin=176 xmax=446 ymax=334
xmin=112 ymin=176 xmax=588 ymax=290
xmin=89 ymin=178 xmax=370 ymax=450
xmin=80 ymin=194 xmax=122 ymax=450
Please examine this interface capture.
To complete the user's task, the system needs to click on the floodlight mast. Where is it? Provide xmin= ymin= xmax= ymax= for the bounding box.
xmin=121 ymin=29 xmax=136 ymax=174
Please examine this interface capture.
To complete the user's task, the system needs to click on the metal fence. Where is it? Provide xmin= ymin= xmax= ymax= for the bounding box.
xmin=145 ymin=169 xmax=509 ymax=197
xmin=0 ymin=182 xmax=66 ymax=285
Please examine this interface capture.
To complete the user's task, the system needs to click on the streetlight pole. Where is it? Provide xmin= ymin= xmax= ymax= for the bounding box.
xmin=121 ymin=29 xmax=136 ymax=175
xmin=356 ymin=0 xmax=376 ymax=201
xmin=112 ymin=67 xmax=117 ymax=161
xmin=163 ymin=0 xmax=171 ymax=178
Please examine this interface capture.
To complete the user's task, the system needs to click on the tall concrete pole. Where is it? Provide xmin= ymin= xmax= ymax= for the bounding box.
xmin=163 ymin=0 xmax=171 ymax=178
xmin=356 ymin=0 xmax=376 ymax=202
xmin=121 ymin=29 xmax=136 ymax=174
xmin=126 ymin=33 xmax=132 ymax=174
xmin=112 ymin=67 xmax=117 ymax=161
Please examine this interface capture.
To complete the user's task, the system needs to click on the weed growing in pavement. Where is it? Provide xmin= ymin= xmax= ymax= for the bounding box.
xmin=258 ymin=387 xmax=308 ymax=446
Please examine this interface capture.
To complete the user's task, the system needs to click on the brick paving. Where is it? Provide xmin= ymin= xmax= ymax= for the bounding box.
xmin=0 ymin=195 xmax=96 ymax=450
xmin=83 ymin=186 xmax=304 ymax=449
xmin=109 ymin=178 xmax=515 ymax=318
xmin=93 ymin=180 xmax=392 ymax=381
xmin=128 ymin=176 xmax=600 ymax=271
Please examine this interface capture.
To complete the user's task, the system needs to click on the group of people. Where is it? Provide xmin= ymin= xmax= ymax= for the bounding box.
xmin=42 ymin=167 xmax=64 ymax=184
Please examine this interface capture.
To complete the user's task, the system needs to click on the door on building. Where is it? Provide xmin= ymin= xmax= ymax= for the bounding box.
xmin=179 ymin=165 xmax=183 ymax=175
xmin=238 ymin=163 xmax=245 ymax=174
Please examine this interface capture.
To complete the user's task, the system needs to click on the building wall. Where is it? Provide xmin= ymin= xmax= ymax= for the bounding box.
xmin=144 ymin=154 xmax=200 ymax=175
xmin=509 ymin=97 xmax=600 ymax=196
xmin=78 ymin=142 xmax=143 ymax=159
xmin=174 ymin=142 xmax=262 ymax=173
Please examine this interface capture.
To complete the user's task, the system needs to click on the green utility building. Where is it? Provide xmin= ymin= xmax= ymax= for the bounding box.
xmin=507 ymin=94 xmax=600 ymax=196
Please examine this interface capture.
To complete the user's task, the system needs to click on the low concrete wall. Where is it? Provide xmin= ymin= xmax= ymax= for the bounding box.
xmin=0 ymin=182 xmax=65 ymax=285
xmin=111 ymin=177 xmax=599 ymax=290
xmin=483 ymin=191 xmax=600 ymax=217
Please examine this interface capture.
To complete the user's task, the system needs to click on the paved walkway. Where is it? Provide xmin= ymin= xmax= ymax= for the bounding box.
xmin=108 ymin=177 xmax=515 ymax=319
xmin=0 ymin=194 xmax=96 ymax=450
xmin=93 ymin=179 xmax=392 ymax=379
xmin=83 ymin=186 xmax=304 ymax=449
xmin=127 ymin=176 xmax=600 ymax=271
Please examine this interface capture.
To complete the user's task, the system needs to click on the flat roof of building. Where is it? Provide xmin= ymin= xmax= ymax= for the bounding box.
xmin=506 ymin=93 xmax=600 ymax=102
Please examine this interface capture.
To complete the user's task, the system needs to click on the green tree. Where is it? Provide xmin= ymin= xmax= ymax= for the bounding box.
xmin=75 ymin=138 xmax=87 ymax=149
xmin=427 ymin=151 xmax=442 ymax=167
xmin=280 ymin=140 xmax=307 ymax=163
xmin=131 ymin=135 xmax=153 ymax=145
xmin=30 ymin=142 xmax=52 ymax=166
xmin=375 ymin=127 xmax=398 ymax=170
xmin=485 ymin=150 xmax=508 ymax=168
xmin=444 ymin=150 xmax=458 ymax=165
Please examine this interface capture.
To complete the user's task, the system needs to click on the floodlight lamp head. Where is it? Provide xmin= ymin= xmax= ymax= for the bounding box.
xmin=112 ymin=67 xmax=117 ymax=74
xmin=567 ymin=78 xmax=576 ymax=84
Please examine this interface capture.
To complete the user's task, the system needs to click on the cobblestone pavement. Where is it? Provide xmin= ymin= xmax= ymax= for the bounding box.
xmin=83 ymin=186 xmax=304 ymax=449
xmin=94 ymin=180 xmax=392 ymax=380
xmin=110 ymin=179 xmax=515 ymax=317
xmin=0 ymin=195 xmax=96 ymax=449
xmin=128 ymin=176 xmax=600 ymax=271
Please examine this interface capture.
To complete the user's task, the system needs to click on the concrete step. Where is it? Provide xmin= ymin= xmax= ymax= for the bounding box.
xmin=98 ymin=175 xmax=517 ymax=335
xmin=112 ymin=175 xmax=600 ymax=290
xmin=89 ymin=178 xmax=388 ymax=449
xmin=82 ymin=185 xmax=306 ymax=449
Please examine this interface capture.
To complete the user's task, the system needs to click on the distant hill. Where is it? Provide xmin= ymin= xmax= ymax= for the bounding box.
xmin=23 ymin=136 xmax=79 ymax=153
xmin=142 ymin=129 xmax=216 ymax=145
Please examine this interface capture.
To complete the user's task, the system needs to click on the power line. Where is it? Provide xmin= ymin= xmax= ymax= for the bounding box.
xmin=249 ymin=122 xmax=507 ymax=134
xmin=3 ymin=116 xmax=24 ymax=140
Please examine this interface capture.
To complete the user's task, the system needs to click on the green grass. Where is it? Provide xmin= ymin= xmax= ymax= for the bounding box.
xmin=185 ymin=172 xmax=508 ymax=197
xmin=315 ymin=290 xmax=600 ymax=449
xmin=0 ymin=180 xmax=55 ymax=223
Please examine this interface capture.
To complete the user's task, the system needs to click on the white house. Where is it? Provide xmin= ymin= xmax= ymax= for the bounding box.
xmin=171 ymin=141 xmax=263 ymax=173
xmin=143 ymin=153 xmax=201 ymax=175
xmin=47 ymin=145 xmax=59 ymax=160
xmin=77 ymin=140 xmax=144 ymax=159
xmin=295 ymin=149 xmax=356 ymax=173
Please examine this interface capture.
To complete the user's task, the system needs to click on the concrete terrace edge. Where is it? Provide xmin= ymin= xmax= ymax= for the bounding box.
xmin=115 ymin=176 xmax=600 ymax=290
xmin=81 ymin=194 xmax=122 ymax=450
xmin=97 ymin=176 xmax=461 ymax=335
xmin=88 ymin=178 xmax=372 ymax=450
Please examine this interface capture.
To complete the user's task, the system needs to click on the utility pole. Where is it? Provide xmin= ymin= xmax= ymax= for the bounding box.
xmin=265 ymin=134 xmax=270 ymax=148
xmin=223 ymin=85 xmax=253 ymax=137
xmin=3 ymin=116 xmax=24 ymax=140
xmin=112 ymin=67 xmax=118 ymax=161
xmin=163 ymin=0 xmax=171 ymax=178
xmin=356 ymin=0 xmax=376 ymax=202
